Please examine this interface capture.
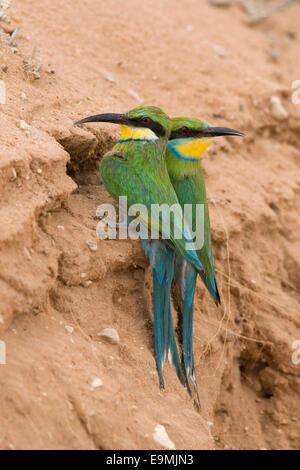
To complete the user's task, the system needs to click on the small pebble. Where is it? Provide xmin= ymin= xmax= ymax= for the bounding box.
xmin=220 ymin=331 xmax=235 ymax=343
xmin=153 ymin=424 xmax=175 ymax=450
xmin=91 ymin=377 xmax=103 ymax=388
xmin=21 ymin=92 xmax=27 ymax=100
xmin=269 ymin=49 xmax=279 ymax=62
xmin=82 ymin=280 xmax=92 ymax=288
xmin=57 ymin=225 xmax=64 ymax=230
xmin=23 ymin=247 xmax=32 ymax=260
xmin=98 ymin=327 xmax=120 ymax=344
xmin=270 ymin=95 xmax=288 ymax=121
xmin=214 ymin=45 xmax=225 ymax=58
xmin=127 ymin=88 xmax=143 ymax=103
xmin=85 ymin=239 xmax=98 ymax=251
xmin=37 ymin=168 xmax=42 ymax=174
xmin=102 ymin=72 xmax=115 ymax=83
xmin=291 ymin=417 xmax=298 ymax=422
xmin=286 ymin=31 xmax=295 ymax=40
xmin=65 ymin=325 xmax=74 ymax=335
xmin=19 ymin=120 xmax=29 ymax=130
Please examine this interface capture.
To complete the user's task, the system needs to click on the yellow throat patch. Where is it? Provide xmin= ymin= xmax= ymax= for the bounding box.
xmin=176 ymin=139 xmax=211 ymax=160
xmin=120 ymin=125 xmax=158 ymax=141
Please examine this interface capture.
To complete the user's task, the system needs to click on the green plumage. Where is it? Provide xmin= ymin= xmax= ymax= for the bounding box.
xmin=100 ymin=138 xmax=205 ymax=273
xmin=75 ymin=107 xmax=243 ymax=402
xmin=169 ymin=167 xmax=219 ymax=303
xmin=165 ymin=116 xmax=243 ymax=405
xmin=166 ymin=118 xmax=220 ymax=303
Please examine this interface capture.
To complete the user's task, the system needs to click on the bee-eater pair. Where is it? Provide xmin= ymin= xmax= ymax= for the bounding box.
xmin=75 ymin=106 xmax=243 ymax=408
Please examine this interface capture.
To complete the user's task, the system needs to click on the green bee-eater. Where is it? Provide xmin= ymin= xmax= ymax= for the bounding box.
xmin=167 ymin=118 xmax=244 ymax=405
xmin=75 ymin=106 xmax=206 ymax=390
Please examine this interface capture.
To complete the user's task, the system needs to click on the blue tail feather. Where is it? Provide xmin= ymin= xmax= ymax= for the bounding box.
xmin=175 ymin=255 xmax=200 ymax=408
xmin=140 ymin=238 xmax=185 ymax=389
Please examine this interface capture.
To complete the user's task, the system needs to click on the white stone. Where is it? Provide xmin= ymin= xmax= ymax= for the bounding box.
xmin=19 ymin=120 xmax=29 ymax=130
xmin=127 ymin=88 xmax=143 ymax=103
xmin=214 ymin=45 xmax=225 ymax=58
xmin=91 ymin=377 xmax=103 ymax=388
xmin=85 ymin=239 xmax=98 ymax=251
xmin=98 ymin=327 xmax=120 ymax=344
xmin=270 ymin=96 xmax=288 ymax=121
xmin=153 ymin=424 xmax=175 ymax=450
xmin=23 ymin=247 xmax=32 ymax=260
xmin=102 ymin=72 xmax=115 ymax=83
xmin=65 ymin=325 xmax=74 ymax=334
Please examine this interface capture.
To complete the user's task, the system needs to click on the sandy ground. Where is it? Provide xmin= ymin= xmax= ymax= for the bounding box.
xmin=0 ymin=0 xmax=300 ymax=450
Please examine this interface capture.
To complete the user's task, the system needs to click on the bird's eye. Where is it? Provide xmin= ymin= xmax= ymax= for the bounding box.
xmin=141 ymin=117 xmax=151 ymax=125
xmin=180 ymin=126 xmax=190 ymax=136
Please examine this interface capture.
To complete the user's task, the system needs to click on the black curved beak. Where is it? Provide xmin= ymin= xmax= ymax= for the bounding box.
xmin=74 ymin=113 xmax=126 ymax=126
xmin=201 ymin=127 xmax=245 ymax=138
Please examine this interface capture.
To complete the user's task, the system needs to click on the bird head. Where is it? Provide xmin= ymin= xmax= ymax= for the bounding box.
xmin=75 ymin=106 xmax=170 ymax=143
xmin=166 ymin=117 xmax=244 ymax=176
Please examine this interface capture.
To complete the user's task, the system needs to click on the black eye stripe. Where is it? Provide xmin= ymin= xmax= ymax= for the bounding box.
xmin=127 ymin=117 xmax=166 ymax=137
xmin=169 ymin=128 xmax=200 ymax=140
